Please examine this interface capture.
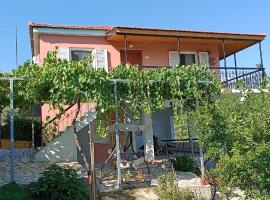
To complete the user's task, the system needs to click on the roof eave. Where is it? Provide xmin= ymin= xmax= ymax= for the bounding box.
xmin=109 ymin=27 xmax=266 ymax=41
xmin=29 ymin=22 xmax=34 ymax=57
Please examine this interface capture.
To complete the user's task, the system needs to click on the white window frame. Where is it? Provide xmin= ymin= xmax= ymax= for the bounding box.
xmin=169 ymin=51 xmax=198 ymax=67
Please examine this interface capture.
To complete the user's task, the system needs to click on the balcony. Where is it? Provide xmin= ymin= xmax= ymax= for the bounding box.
xmin=140 ymin=65 xmax=265 ymax=89
xmin=211 ymin=66 xmax=264 ymax=88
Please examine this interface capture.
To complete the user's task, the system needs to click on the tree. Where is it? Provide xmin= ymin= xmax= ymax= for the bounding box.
xmin=0 ymin=71 xmax=10 ymax=147
xmin=197 ymin=91 xmax=270 ymax=199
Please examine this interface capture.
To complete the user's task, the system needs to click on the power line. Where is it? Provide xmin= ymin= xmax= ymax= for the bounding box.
xmin=0 ymin=29 xmax=30 ymax=40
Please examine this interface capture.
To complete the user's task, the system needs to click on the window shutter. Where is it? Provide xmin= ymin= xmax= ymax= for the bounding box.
xmin=32 ymin=55 xmax=40 ymax=64
xmin=92 ymin=48 xmax=108 ymax=71
xmin=199 ymin=52 xmax=209 ymax=67
xmin=169 ymin=51 xmax=179 ymax=67
xmin=57 ymin=47 xmax=70 ymax=60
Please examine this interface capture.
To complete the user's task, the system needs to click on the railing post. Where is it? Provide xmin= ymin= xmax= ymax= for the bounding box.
xmin=177 ymin=37 xmax=181 ymax=65
xmin=124 ymin=34 xmax=128 ymax=64
xmin=222 ymin=40 xmax=228 ymax=83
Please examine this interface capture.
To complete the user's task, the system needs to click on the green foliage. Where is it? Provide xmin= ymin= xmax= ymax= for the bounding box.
xmin=1 ymin=110 xmax=41 ymax=145
xmin=172 ymin=156 xmax=196 ymax=172
xmin=29 ymin=164 xmax=89 ymax=200
xmin=0 ymin=182 xmax=33 ymax=200
xmin=196 ymin=92 xmax=270 ymax=199
xmin=0 ymin=71 xmax=10 ymax=111
xmin=9 ymin=51 xmax=220 ymax=140
xmin=155 ymin=172 xmax=197 ymax=200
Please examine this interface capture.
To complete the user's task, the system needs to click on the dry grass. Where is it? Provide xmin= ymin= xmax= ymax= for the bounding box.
xmin=100 ymin=187 xmax=158 ymax=200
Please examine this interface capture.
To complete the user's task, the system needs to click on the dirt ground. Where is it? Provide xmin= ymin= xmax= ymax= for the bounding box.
xmin=100 ymin=187 xmax=159 ymax=200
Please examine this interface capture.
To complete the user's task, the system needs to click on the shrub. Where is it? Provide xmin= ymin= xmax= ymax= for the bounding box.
xmin=29 ymin=164 xmax=88 ymax=200
xmin=155 ymin=172 xmax=195 ymax=200
xmin=172 ymin=156 xmax=195 ymax=172
xmin=0 ymin=182 xmax=33 ymax=200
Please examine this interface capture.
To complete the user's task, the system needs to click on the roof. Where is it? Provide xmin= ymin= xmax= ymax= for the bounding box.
xmin=114 ymin=26 xmax=266 ymax=38
xmin=29 ymin=22 xmax=113 ymax=31
xmin=29 ymin=22 xmax=266 ymax=59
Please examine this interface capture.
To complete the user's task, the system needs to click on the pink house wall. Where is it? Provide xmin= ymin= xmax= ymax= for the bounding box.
xmin=38 ymin=34 xmax=221 ymax=164
xmin=39 ymin=34 xmax=220 ymax=69
xmin=39 ymin=34 xmax=121 ymax=68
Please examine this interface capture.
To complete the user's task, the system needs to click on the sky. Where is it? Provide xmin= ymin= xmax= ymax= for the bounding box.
xmin=0 ymin=0 xmax=269 ymax=73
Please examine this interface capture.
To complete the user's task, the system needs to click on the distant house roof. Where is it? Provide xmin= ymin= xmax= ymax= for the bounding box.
xmin=29 ymin=22 xmax=266 ymax=59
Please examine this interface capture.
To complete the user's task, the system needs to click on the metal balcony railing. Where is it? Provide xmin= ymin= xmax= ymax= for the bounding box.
xmin=210 ymin=67 xmax=264 ymax=88
xmin=141 ymin=65 xmax=265 ymax=89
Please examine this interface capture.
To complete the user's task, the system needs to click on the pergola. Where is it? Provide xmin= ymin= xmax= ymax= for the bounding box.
xmin=108 ymin=78 xmax=212 ymax=189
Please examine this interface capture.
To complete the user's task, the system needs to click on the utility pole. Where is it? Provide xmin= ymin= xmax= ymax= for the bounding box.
xmin=16 ymin=26 xmax=18 ymax=68
xmin=0 ymin=77 xmax=30 ymax=182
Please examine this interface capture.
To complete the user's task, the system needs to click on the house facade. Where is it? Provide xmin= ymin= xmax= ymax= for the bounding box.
xmin=29 ymin=22 xmax=266 ymax=164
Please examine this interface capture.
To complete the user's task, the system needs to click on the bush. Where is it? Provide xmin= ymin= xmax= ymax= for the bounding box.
xmin=172 ymin=156 xmax=196 ymax=172
xmin=0 ymin=182 xmax=33 ymax=200
xmin=29 ymin=164 xmax=89 ymax=200
xmin=155 ymin=172 xmax=195 ymax=200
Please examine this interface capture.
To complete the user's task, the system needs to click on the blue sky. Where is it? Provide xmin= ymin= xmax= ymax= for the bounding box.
xmin=0 ymin=0 xmax=269 ymax=72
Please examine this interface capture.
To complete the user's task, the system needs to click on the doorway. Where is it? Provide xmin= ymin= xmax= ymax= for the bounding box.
xmin=120 ymin=50 xmax=142 ymax=66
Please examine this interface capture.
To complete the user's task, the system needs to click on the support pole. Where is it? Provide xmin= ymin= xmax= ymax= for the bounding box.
xmin=9 ymin=79 xmax=15 ymax=182
xmin=15 ymin=27 xmax=18 ymax=68
xmin=88 ymin=121 xmax=96 ymax=200
xmin=200 ymin=147 xmax=205 ymax=179
xmin=124 ymin=35 xmax=128 ymax=64
xmin=114 ymin=81 xmax=121 ymax=189
xmin=30 ymin=112 xmax=35 ymax=163
xmin=222 ymin=40 xmax=228 ymax=83
xmin=0 ymin=77 xmax=30 ymax=182
xmin=259 ymin=41 xmax=265 ymax=79
xmin=234 ymin=53 xmax=238 ymax=81
xmin=177 ymin=37 xmax=181 ymax=66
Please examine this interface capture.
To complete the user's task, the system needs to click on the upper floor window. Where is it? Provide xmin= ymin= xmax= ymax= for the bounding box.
xmin=169 ymin=51 xmax=197 ymax=67
xmin=169 ymin=51 xmax=209 ymax=67
xmin=57 ymin=47 xmax=108 ymax=71
xmin=70 ymin=48 xmax=93 ymax=61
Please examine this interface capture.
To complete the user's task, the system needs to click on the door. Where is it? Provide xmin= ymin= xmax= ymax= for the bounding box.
xmin=120 ymin=50 xmax=142 ymax=66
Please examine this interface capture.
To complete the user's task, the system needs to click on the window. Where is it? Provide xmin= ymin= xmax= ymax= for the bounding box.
xmin=169 ymin=51 xmax=197 ymax=67
xmin=180 ymin=54 xmax=196 ymax=65
xmin=57 ymin=47 xmax=108 ymax=71
xmin=70 ymin=49 xmax=92 ymax=61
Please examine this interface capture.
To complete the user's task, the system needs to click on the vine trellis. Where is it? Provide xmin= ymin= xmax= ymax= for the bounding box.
xmin=11 ymin=51 xmax=221 ymax=139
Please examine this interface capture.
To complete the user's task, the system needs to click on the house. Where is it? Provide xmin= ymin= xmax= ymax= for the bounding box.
xmin=29 ymin=22 xmax=266 ymax=165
